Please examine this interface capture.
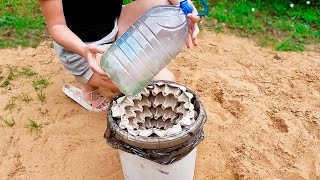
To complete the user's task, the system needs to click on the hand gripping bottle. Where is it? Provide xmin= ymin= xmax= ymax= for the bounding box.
xmin=100 ymin=0 xmax=208 ymax=96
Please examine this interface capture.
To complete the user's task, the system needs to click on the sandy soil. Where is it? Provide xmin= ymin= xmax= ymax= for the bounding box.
xmin=0 ymin=29 xmax=320 ymax=180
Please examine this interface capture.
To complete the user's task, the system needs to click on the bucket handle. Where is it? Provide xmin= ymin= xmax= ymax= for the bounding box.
xmin=180 ymin=0 xmax=209 ymax=17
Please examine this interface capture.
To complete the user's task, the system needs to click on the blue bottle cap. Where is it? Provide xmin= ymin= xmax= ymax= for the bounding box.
xmin=180 ymin=0 xmax=193 ymax=15
xmin=179 ymin=0 xmax=209 ymax=17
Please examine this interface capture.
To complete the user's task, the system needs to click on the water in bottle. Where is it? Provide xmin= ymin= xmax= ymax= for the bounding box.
xmin=100 ymin=0 xmax=208 ymax=96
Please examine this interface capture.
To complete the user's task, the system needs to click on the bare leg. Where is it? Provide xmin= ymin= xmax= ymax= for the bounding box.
xmin=74 ymin=73 xmax=119 ymax=110
xmin=86 ymin=73 xmax=119 ymax=92
xmin=153 ymin=67 xmax=175 ymax=81
xmin=116 ymin=0 xmax=171 ymax=38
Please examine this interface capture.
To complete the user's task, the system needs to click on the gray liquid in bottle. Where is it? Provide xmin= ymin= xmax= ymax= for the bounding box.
xmin=100 ymin=5 xmax=188 ymax=96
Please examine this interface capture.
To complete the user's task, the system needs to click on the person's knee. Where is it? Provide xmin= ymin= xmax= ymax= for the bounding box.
xmin=153 ymin=68 xmax=175 ymax=81
xmin=154 ymin=0 xmax=171 ymax=6
xmin=166 ymin=70 xmax=175 ymax=81
xmin=117 ymin=0 xmax=171 ymax=38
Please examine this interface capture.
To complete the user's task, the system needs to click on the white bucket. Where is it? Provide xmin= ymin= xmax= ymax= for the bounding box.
xmin=119 ymin=147 xmax=197 ymax=180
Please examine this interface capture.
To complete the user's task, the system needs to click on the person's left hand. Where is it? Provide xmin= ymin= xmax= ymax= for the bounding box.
xmin=83 ymin=43 xmax=106 ymax=76
xmin=186 ymin=12 xmax=200 ymax=48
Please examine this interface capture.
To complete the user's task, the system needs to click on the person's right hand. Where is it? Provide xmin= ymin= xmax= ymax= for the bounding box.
xmin=186 ymin=12 xmax=200 ymax=48
xmin=83 ymin=43 xmax=107 ymax=76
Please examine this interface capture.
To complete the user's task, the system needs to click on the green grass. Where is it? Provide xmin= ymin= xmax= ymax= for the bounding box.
xmin=7 ymin=66 xmax=18 ymax=81
xmin=4 ymin=97 xmax=16 ymax=111
xmin=0 ymin=0 xmax=46 ymax=48
xmin=1 ymin=79 xmax=10 ymax=87
xmin=33 ymin=76 xmax=49 ymax=90
xmin=203 ymin=0 xmax=319 ymax=51
xmin=1 ymin=0 xmax=319 ymax=51
xmin=1 ymin=116 xmax=15 ymax=127
xmin=37 ymin=89 xmax=46 ymax=103
xmin=0 ymin=66 xmax=38 ymax=89
xmin=19 ymin=67 xmax=38 ymax=77
xmin=123 ymin=0 xmax=133 ymax=4
xmin=276 ymin=38 xmax=305 ymax=51
xmin=20 ymin=92 xmax=33 ymax=103
xmin=26 ymin=119 xmax=42 ymax=133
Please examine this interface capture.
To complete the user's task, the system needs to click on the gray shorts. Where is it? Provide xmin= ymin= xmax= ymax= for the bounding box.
xmin=53 ymin=19 xmax=119 ymax=84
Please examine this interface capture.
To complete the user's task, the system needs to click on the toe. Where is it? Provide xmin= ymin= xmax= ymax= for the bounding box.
xmin=95 ymin=98 xmax=110 ymax=110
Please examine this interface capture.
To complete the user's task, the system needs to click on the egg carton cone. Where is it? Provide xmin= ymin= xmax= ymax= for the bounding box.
xmin=111 ymin=81 xmax=197 ymax=138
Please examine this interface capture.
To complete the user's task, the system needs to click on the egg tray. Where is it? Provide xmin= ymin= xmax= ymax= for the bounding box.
xmin=104 ymin=80 xmax=206 ymax=150
xmin=111 ymin=81 xmax=198 ymax=138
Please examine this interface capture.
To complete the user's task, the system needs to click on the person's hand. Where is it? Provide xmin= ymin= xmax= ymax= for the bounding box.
xmin=83 ymin=43 xmax=106 ymax=76
xmin=186 ymin=12 xmax=200 ymax=48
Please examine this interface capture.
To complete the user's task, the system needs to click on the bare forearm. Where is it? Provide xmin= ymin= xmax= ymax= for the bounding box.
xmin=49 ymin=25 xmax=87 ymax=57
xmin=188 ymin=0 xmax=198 ymax=13
xmin=38 ymin=0 xmax=87 ymax=57
xmin=168 ymin=0 xmax=179 ymax=5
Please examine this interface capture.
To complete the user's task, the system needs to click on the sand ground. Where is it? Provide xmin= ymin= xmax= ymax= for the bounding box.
xmin=0 ymin=29 xmax=320 ymax=179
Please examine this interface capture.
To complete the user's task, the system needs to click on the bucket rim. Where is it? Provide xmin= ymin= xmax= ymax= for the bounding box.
xmin=105 ymin=80 xmax=207 ymax=149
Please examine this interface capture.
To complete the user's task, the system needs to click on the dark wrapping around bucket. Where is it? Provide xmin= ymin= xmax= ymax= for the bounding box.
xmin=106 ymin=127 xmax=204 ymax=165
xmin=104 ymin=81 xmax=207 ymax=165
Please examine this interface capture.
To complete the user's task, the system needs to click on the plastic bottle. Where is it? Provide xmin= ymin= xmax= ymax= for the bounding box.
xmin=100 ymin=0 xmax=208 ymax=96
